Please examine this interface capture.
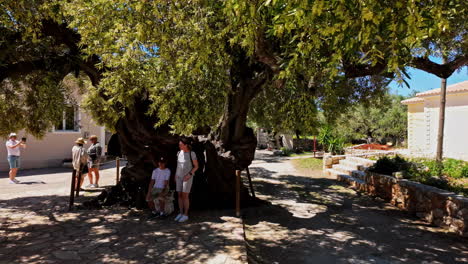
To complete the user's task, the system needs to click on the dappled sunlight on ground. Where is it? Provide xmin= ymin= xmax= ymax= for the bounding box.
xmin=243 ymin=152 xmax=468 ymax=264
xmin=0 ymin=165 xmax=246 ymax=263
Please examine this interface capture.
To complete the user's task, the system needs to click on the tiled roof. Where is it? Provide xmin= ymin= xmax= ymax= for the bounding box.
xmin=401 ymin=80 xmax=468 ymax=104
xmin=401 ymin=97 xmax=424 ymax=104
xmin=416 ymin=80 xmax=468 ymax=97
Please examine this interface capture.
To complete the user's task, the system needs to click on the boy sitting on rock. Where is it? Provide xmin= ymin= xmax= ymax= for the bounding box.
xmin=146 ymin=158 xmax=171 ymax=217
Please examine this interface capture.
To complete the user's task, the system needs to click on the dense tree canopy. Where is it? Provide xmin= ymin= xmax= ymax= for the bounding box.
xmin=1 ymin=0 xmax=466 ymax=138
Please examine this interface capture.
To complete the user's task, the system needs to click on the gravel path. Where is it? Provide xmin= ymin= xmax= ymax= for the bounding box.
xmin=243 ymin=151 xmax=468 ymax=264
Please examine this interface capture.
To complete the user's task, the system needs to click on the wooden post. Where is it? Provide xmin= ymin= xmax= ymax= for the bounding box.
xmin=116 ymin=157 xmax=120 ymax=185
xmin=69 ymin=169 xmax=76 ymax=211
xmin=246 ymin=167 xmax=256 ymax=198
xmin=75 ymin=169 xmax=82 ymax=197
xmin=313 ymin=135 xmax=317 ymax=157
xmin=235 ymin=169 xmax=241 ymax=217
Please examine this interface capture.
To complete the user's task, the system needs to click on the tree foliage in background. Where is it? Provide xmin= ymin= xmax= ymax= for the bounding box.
xmin=334 ymin=92 xmax=408 ymax=144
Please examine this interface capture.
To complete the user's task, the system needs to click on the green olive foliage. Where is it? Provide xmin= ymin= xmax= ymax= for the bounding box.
xmin=0 ymin=0 xmax=466 ymax=137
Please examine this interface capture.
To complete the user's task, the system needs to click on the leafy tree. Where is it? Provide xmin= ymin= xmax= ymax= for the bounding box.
xmin=0 ymin=0 xmax=466 ymax=207
xmin=378 ymin=94 xmax=408 ymax=144
xmin=334 ymin=93 xmax=408 ymax=144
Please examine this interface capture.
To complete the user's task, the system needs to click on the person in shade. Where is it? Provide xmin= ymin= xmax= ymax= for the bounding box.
xmin=146 ymin=158 xmax=171 ymax=217
xmin=174 ymin=138 xmax=199 ymax=223
xmin=86 ymin=135 xmax=102 ymax=188
xmin=72 ymin=137 xmax=89 ymax=190
xmin=5 ymin=133 xmax=26 ymax=184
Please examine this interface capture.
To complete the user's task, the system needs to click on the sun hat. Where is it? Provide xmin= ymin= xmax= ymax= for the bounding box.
xmin=75 ymin=137 xmax=86 ymax=144
xmin=9 ymin=133 xmax=17 ymax=138
xmin=89 ymin=135 xmax=98 ymax=140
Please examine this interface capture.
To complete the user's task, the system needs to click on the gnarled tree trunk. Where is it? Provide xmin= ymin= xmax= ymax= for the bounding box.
xmin=93 ymin=54 xmax=268 ymax=210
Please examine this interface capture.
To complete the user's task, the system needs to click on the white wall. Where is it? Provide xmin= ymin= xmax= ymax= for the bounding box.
xmin=408 ymin=92 xmax=468 ymax=161
xmin=0 ymin=109 xmax=105 ymax=171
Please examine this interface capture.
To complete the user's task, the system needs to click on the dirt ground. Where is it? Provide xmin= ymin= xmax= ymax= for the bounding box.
xmin=243 ymin=152 xmax=468 ymax=264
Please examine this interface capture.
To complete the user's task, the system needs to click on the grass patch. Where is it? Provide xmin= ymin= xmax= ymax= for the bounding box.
xmin=292 ymin=157 xmax=323 ymax=171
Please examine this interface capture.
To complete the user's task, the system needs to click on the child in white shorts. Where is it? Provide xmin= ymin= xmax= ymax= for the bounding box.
xmin=146 ymin=158 xmax=171 ymax=217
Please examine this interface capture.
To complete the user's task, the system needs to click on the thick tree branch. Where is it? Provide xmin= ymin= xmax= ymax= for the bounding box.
xmin=0 ymin=56 xmax=72 ymax=82
xmin=343 ymin=60 xmax=388 ymax=78
xmin=410 ymin=56 xmax=468 ymax=79
xmin=254 ymin=30 xmax=285 ymax=89
xmin=0 ymin=19 xmax=103 ymax=86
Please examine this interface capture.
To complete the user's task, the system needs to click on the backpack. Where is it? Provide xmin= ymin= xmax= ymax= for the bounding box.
xmin=177 ymin=150 xmax=195 ymax=170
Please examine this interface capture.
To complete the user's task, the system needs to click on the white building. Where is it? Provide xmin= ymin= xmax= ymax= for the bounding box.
xmin=0 ymin=78 xmax=107 ymax=171
xmin=402 ymin=80 xmax=468 ymax=160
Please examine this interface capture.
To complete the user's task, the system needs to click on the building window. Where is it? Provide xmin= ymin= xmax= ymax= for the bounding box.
xmin=55 ymin=105 xmax=80 ymax=132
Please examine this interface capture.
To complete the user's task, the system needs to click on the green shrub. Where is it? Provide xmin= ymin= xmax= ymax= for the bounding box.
xmin=459 ymin=166 xmax=468 ymax=179
xmin=370 ymin=156 xmax=467 ymax=196
xmin=441 ymin=158 xmax=468 ymax=178
xmin=318 ymin=126 xmax=345 ymax=155
xmin=412 ymin=158 xmax=468 ymax=179
xmin=368 ymin=155 xmax=412 ymax=176
xmin=280 ymin=147 xmax=293 ymax=156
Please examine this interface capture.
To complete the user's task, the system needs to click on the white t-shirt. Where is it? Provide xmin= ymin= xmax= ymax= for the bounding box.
xmin=176 ymin=151 xmax=197 ymax=178
xmin=5 ymin=140 xmax=21 ymax=156
xmin=152 ymin=168 xmax=171 ymax=189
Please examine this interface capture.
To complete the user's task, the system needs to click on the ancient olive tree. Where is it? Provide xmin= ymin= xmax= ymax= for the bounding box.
xmin=1 ymin=0 xmax=466 ymax=208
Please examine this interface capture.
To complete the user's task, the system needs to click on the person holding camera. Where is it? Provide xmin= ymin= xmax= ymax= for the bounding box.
xmin=86 ymin=135 xmax=102 ymax=188
xmin=5 ymin=133 xmax=26 ymax=184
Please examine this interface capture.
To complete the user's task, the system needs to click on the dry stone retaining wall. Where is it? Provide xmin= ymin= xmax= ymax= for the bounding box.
xmin=292 ymin=139 xmax=315 ymax=151
xmin=337 ymin=170 xmax=468 ymax=237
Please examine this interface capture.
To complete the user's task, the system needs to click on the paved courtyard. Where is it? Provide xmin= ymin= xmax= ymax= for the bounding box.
xmin=0 ymin=164 xmax=246 ymax=264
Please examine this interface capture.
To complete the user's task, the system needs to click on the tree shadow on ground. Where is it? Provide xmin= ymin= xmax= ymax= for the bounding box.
xmin=0 ymin=195 xmax=244 ymax=264
xmin=243 ymin=166 xmax=468 ymax=264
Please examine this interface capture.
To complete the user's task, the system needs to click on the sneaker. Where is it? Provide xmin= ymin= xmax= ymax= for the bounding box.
xmin=12 ymin=179 xmax=20 ymax=183
xmin=178 ymin=215 xmax=189 ymax=223
xmin=151 ymin=211 xmax=160 ymax=218
xmin=85 ymin=184 xmax=93 ymax=188
xmin=174 ymin=214 xmax=183 ymax=221
xmin=94 ymin=183 xmax=99 ymax=188
xmin=9 ymin=180 xmax=18 ymax=184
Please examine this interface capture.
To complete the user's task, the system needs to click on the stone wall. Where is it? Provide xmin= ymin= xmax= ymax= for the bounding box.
xmin=338 ymin=171 xmax=468 ymax=237
xmin=292 ymin=139 xmax=316 ymax=151
xmin=323 ymin=155 xmax=345 ymax=170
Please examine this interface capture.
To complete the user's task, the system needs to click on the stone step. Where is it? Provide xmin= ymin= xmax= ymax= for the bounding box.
xmin=338 ymin=160 xmax=368 ymax=172
xmin=337 ymin=159 xmax=359 ymax=170
xmin=332 ymin=164 xmax=357 ymax=175
xmin=325 ymin=168 xmax=349 ymax=178
xmin=336 ymin=174 xmax=366 ymax=186
xmin=346 ymin=156 xmax=376 ymax=167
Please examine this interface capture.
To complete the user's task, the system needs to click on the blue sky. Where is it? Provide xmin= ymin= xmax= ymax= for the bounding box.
xmin=389 ymin=67 xmax=468 ymax=96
